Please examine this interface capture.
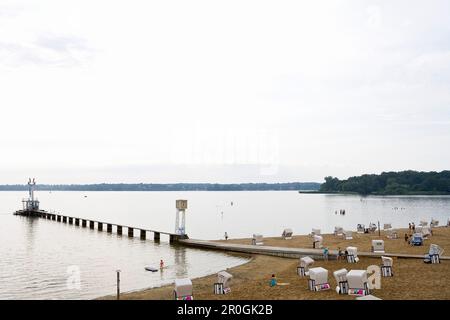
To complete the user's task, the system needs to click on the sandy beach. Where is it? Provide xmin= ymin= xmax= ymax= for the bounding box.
xmin=99 ymin=226 xmax=450 ymax=300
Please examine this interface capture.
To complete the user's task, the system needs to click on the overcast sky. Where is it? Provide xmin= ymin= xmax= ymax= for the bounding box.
xmin=0 ymin=0 xmax=449 ymax=184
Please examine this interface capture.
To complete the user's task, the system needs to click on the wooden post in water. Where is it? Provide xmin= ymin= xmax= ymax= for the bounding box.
xmin=140 ymin=229 xmax=146 ymax=240
xmin=117 ymin=226 xmax=123 ymax=235
xmin=57 ymin=215 xmax=61 ymax=222
xmin=116 ymin=270 xmax=121 ymax=300
xmin=128 ymin=227 xmax=134 ymax=237
xmin=52 ymin=214 xmax=56 ymax=221
xmin=47 ymin=214 xmax=51 ymax=219
xmin=107 ymin=224 xmax=112 ymax=233
xmin=98 ymin=222 xmax=103 ymax=231
xmin=89 ymin=221 xmax=94 ymax=229
xmin=75 ymin=218 xmax=80 ymax=226
xmin=82 ymin=219 xmax=87 ymax=227
xmin=62 ymin=216 xmax=67 ymax=223
xmin=68 ymin=217 xmax=73 ymax=224
xmin=154 ymin=232 xmax=160 ymax=242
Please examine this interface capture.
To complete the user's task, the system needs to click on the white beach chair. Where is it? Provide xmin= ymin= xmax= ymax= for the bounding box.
xmin=371 ymin=240 xmax=385 ymax=254
xmin=343 ymin=230 xmax=353 ymax=240
xmin=214 ymin=271 xmax=233 ymax=294
xmin=425 ymin=244 xmax=444 ymax=264
xmin=381 ymin=256 xmax=393 ymax=277
xmin=313 ymin=234 xmax=323 ymax=249
xmin=308 ymin=267 xmax=330 ymax=291
xmin=386 ymin=229 xmax=398 ymax=239
xmin=357 ymin=224 xmax=365 ymax=233
xmin=174 ymin=278 xmax=193 ymax=300
xmin=368 ymin=223 xmax=377 ymax=233
xmin=333 ymin=268 xmax=349 ymax=294
xmin=282 ymin=228 xmax=293 ymax=240
xmin=334 ymin=226 xmax=344 ymax=236
xmin=419 ymin=220 xmax=428 ymax=227
xmin=251 ymin=234 xmax=264 ymax=246
xmin=298 ymin=256 xmax=314 ymax=277
xmin=383 ymin=223 xmax=392 ymax=230
xmin=430 ymin=219 xmax=439 ymax=228
xmin=347 ymin=270 xmax=370 ymax=296
xmin=346 ymin=246 xmax=359 ymax=263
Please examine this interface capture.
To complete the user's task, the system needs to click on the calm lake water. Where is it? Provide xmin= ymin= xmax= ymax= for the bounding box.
xmin=1 ymin=190 xmax=450 ymax=299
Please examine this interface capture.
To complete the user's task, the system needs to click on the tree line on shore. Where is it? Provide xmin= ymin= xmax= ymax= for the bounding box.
xmin=0 ymin=182 xmax=321 ymax=192
xmin=319 ymin=170 xmax=450 ymax=195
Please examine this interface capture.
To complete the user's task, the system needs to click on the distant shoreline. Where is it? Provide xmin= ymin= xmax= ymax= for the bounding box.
xmin=0 ymin=182 xmax=321 ymax=192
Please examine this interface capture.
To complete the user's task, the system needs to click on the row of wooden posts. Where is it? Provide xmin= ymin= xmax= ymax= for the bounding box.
xmin=38 ymin=212 xmax=181 ymax=243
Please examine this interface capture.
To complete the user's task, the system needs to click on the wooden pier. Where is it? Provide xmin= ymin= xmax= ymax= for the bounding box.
xmin=179 ymin=239 xmax=450 ymax=261
xmin=13 ymin=180 xmax=189 ymax=244
xmin=14 ymin=210 xmax=187 ymax=243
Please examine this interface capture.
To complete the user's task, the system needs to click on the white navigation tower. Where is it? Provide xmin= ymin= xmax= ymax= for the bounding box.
xmin=175 ymin=200 xmax=188 ymax=235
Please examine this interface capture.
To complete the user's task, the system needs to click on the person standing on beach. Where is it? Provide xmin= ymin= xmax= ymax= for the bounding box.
xmin=323 ymin=247 xmax=329 ymax=261
xmin=224 ymin=232 xmax=228 ymax=240
xmin=404 ymin=233 xmax=409 ymax=243
xmin=337 ymin=247 xmax=343 ymax=261
xmin=160 ymin=259 xmax=164 ymax=269
xmin=270 ymin=274 xmax=277 ymax=287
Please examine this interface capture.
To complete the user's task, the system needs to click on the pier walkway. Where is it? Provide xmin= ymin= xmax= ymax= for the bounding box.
xmin=180 ymin=239 xmax=450 ymax=260
xmin=15 ymin=210 xmax=187 ymax=243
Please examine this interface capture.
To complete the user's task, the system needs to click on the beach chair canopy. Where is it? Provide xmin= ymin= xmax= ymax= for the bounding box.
xmin=309 ymin=267 xmax=328 ymax=284
xmin=372 ymin=240 xmax=385 ymax=250
xmin=282 ymin=228 xmax=293 ymax=237
xmin=312 ymin=228 xmax=321 ymax=236
xmin=333 ymin=268 xmax=348 ymax=282
xmin=419 ymin=220 xmax=428 ymax=226
xmin=430 ymin=219 xmax=439 ymax=227
xmin=344 ymin=230 xmax=353 ymax=237
xmin=347 ymin=270 xmax=368 ymax=289
xmin=174 ymin=278 xmax=193 ymax=297
xmin=253 ymin=234 xmax=263 ymax=241
xmin=383 ymin=223 xmax=392 ymax=230
xmin=218 ymin=271 xmax=233 ymax=287
xmin=347 ymin=246 xmax=358 ymax=256
xmin=368 ymin=223 xmax=377 ymax=231
xmin=429 ymin=244 xmax=444 ymax=256
xmin=382 ymin=256 xmax=393 ymax=267
xmin=313 ymin=235 xmax=323 ymax=243
xmin=334 ymin=226 xmax=344 ymax=234
xmin=300 ymin=256 xmax=315 ymax=268
xmin=415 ymin=226 xmax=423 ymax=233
